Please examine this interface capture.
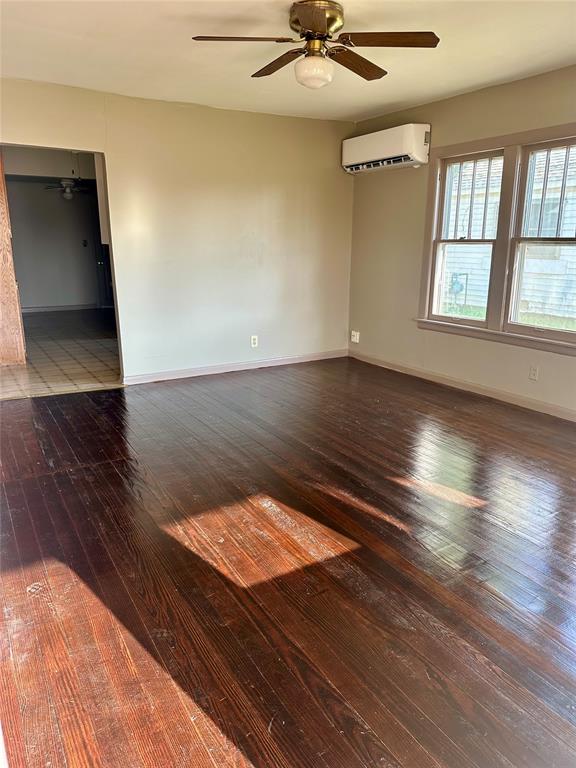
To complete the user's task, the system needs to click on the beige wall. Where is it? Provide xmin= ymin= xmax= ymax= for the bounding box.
xmin=1 ymin=69 xmax=575 ymax=415
xmin=1 ymin=79 xmax=353 ymax=379
xmin=349 ymin=66 xmax=576 ymax=417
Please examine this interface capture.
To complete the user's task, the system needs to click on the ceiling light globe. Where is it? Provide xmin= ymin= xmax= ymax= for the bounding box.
xmin=294 ymin=55 xmax=334 ymax=89
xmin=62 ymin=189 xmax=73 ymax=200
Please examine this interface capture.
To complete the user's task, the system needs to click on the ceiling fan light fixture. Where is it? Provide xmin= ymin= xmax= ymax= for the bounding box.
xmin=62 ymin=187 xmax=74 ymax=200
xmin=294 ymin=54 xmax=334 ymax=89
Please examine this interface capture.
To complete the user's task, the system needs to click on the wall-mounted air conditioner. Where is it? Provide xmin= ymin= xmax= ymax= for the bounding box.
xmin=342 ymin=123 xmax=431 ymax=174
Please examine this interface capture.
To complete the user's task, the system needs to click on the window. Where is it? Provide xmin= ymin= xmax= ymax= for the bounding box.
xmin=432 ymin=154 xmax=503 ymax=322
xmin=509 ymin=144 xmax=576 ymax=333
xmin=420 ymin=125 xmax=576 ymax=354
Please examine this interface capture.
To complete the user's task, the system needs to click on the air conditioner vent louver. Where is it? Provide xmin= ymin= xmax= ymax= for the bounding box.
xmin=344 ymin=154 xmax=413 ymax=174
xmin=342 ymin=123 xmax=430 ymax=175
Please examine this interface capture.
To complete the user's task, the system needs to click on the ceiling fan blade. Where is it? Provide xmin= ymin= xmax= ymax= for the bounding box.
xmin=337 ymin=32 xmax=440 ymax=48
xmin=252 ymin=48 xmax=305 ymax=77
xmin=296 ymin=3 xmax=327 ymax=35
xmin=327 ymin=47 xmax=386 ymax=80
xmin=192 ymin=35 xmax=297 ymax=43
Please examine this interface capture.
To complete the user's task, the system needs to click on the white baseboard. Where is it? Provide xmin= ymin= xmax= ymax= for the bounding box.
xmin=123 ymin=349 xmax=348 ymax=386
xmin=22 ymin=304 xmax=97 ymax=313
xmin=350 ymin=351 xmax=576 ymax=423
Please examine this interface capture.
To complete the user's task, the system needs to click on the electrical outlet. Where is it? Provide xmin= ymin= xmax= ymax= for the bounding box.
xmin=528 ymin=365 xmax=539 ymax=382
xmin=250 ymin=335 xmax=258 ymax=349
xmin=350 ymin=330 xmax=360 ymax=344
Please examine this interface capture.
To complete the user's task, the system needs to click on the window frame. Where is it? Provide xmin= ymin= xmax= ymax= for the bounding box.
xmin=418 ymin=123 xmax=576 ymax=356
xmin=428 ymin=148 xmax=505 ymax=329
xmin=503 ymin=137 xmax=576 ymax=342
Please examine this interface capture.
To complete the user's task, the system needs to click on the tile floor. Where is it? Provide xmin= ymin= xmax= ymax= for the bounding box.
xmin=0 ymin=309 xmax=122 ymax=400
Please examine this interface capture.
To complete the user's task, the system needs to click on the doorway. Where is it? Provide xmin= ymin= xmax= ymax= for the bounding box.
xmin=0 ymin=145 xmax=122 ymax=400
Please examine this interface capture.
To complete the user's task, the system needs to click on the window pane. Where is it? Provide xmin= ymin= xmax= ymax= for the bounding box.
xmin=560 ymin=146 xmax=576 ymax=237
xmin=454 ymin=161 xmax=474 ymax=239
xmin=433 ymin=243 xmax=492 ymax=320
xmin=442 ymin=162 xmax=460 ymax=239
xmin=470 ymin=158 xmax=489 ymax=238
xmin=510 ymin=243 xmax=576 ymax=332
xmin=484 ymin=157 xmax=503 ymax=239
xmin=442 ymin=155 xmax=503 ymax=240
xmin=522 ymin=143 xmax=576 ymax=238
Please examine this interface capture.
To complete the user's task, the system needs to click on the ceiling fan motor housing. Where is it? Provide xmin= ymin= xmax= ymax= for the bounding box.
xmin=289 ymin=1 xmax=344 ymax=38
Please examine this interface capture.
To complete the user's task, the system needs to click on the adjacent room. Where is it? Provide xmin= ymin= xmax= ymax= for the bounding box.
xmin=1 ymin=2 xmax=575 ymax=767
xmin=1 ymin=146 xmax=121 ymax=399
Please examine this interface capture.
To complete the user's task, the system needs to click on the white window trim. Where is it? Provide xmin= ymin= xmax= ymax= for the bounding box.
xmin=418 ymin=122 xmax=576 ymax=357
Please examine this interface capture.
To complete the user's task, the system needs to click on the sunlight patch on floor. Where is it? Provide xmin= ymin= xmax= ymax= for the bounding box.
xmin=166 ymin=493 xmax=361 ymax=588
xmin=389 ymin=476 xmax=487 ymax=509
xmin=306 ymin=483 xmax=412 ymax=534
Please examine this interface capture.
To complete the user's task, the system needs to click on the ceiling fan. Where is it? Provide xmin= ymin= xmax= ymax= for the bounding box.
xmin=45 ymin=178 xmax=89 ymax=200
xmin=193 ymin=0 xmax=439 ymax=90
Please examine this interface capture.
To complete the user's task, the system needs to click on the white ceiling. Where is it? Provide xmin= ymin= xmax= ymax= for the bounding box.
xmin=1 ymin=0 xmax=575 ymax=122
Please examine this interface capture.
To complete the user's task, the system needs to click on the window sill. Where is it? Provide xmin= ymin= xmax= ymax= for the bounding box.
xmin=416 ymin=318 xmax=576 ymax=357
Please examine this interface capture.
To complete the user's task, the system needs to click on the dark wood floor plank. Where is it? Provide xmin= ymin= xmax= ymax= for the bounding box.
xmin=126 ymin=396 xmax=572 ymax=765
xmin=131 ymin=375 xmax=576 ymax=731
xmin=170 ymin=484 xmax=512 ymax=768
xmin=89 ymin=456 xmax=403 ymax=768
xmin=65 ymin=464 xmax=321 ymax=768
xmin=55 ymin=466 xmax=254 ymax=768
xmin=103 ymin=457 xmax=416 ymax=768
xmin=1 ymin=358 xmax=575 ymax=767
xmin=0 ymin=485 xmax=33 ymax=768
xmin=162 ymin=412 xmax=576 ymax=763
xmin=38 ymin=468 xmax=189 ymax=766
xmin=19 ymin=475 xmax=144 ymax=768
xmin=177 ymin=374 xmax=576 ymax=684
xmin=3 ymin=479 xmax=94 ymax=767
xmin=108 ymin=388 xmax=576 ymax=764
xmin=151 ymin=378 xmax=572 ymax=648
xmin=37 ymin=493 xmax=192 ymax=768
xmin=201 ymin=365 xmax=576 ymax=580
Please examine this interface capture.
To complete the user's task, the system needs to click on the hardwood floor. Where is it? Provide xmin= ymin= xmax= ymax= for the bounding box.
xmin=1 ymin=358 xmax=575 ymax=768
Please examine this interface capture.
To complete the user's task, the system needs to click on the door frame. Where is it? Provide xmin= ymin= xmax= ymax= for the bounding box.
xmin=0 ymin=147 xmax=26 ymax=365
xmin=0 ymin=142 xmax=125 ymax=381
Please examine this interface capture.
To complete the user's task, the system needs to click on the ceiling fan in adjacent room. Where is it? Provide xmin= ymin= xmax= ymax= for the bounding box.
xmin=44 ymin=178 xmax=90 ymax=200
xmin=193 ymin=0 xmax=439 ymax=89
